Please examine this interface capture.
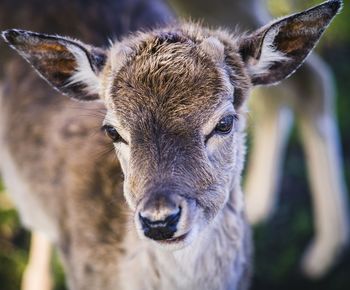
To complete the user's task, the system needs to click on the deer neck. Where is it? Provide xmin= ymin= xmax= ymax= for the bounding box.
xmin=120 ymin=186 xmax=248 ymax=290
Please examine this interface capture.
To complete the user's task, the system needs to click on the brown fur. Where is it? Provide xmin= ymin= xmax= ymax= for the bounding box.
xmin=0 ymin=0 xmax=342 ymax=289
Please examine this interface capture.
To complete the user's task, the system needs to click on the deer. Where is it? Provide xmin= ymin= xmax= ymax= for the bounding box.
xmin=0 ymin=0 xmax=342 ymax=289
xmin=169 ymin=0 xmax=350 ymax=278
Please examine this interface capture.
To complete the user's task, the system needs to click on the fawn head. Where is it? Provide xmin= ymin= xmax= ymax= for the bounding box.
xmin=2 ymin=0 xmax=341 ymax=249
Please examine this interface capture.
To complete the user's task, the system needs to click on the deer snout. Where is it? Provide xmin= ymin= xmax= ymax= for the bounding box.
xmin=137 ymin=192 xmax=183 ymax=241
xmin=139 ymin=207 xmax=181 ymax=241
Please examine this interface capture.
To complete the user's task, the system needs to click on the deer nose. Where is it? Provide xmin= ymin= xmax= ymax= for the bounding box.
xmin=139 ymin=207 xmax=181 ymax=241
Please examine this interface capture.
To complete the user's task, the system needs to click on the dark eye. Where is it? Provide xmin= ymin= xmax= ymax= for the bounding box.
xmin=101 ymin=125 xmax=122 ymax=143
xmin=214 ymin=115 xmax=235 ymax=134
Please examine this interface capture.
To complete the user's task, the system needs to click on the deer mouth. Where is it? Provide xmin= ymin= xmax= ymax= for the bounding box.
xmin=159 ymin=232 xmax=189 ymax=244
xmin=152 ymin=230 xmax=193 ymax=250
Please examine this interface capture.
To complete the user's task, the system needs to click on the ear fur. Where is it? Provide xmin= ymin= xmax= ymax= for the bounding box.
xmin=239 ymin=0 xmax=343 ymax=85
xmin=1 ymin=29 xmax=107 ymax=101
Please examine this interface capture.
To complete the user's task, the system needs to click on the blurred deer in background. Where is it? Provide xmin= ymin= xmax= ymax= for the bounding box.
xmin=0 ymin=1 xmax=346 ymax=290
xmin=169 ymin=0 xmax=350 ymax=278
xmin=0 ymin=1 xmax=175 ymax=289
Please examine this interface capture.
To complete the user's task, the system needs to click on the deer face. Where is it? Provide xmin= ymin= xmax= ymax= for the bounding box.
xmin=2 ymin=0 xmax=342 ymax=248
xmin=99 ymin=31 xmax=250 ymax=247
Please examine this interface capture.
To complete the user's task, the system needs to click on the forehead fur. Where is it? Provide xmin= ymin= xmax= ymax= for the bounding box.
xmin=105 ymin=23 xmax=250 ymax=131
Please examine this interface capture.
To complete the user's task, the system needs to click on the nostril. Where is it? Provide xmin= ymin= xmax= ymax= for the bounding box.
xmin=139 ymin=207 xmax=181 ymax=226
xmin=139 ymin=213 xmax=152 ymax=228
xmin=164 ymin=207 xmax=181 ymax=226
xmin=138 ymin=207 xmax=182 ymax=241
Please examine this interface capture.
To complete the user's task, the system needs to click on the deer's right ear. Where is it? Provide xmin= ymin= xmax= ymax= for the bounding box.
xmin=2 ymin=29 xmax=107 ymax=101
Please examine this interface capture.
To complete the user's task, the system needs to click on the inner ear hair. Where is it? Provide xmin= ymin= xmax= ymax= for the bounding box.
xmin=239 ymin=0 xmax=343 ymax=85
xmin=2 ymin=29 xmax=107 ymax=101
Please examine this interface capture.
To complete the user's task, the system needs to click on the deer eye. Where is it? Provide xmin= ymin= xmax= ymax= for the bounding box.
xmin=204 ymin=114 xmax=236 ymax=143
xmin=101 ymin=125 xmax=124 ymax=143
xmin=214 ymin=115 xmax=235 ymax=134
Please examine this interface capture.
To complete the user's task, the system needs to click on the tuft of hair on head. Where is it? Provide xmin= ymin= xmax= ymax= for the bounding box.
xmin=200 ymin=36 xmax=225 ymax=63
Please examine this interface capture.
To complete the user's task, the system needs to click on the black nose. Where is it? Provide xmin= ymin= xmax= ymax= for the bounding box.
xmin=139 ymin=207 xmax=181 ymax=241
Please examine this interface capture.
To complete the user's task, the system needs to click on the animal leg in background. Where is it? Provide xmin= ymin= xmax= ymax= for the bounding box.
xmin=21 ymin=232 xmax=52 ymax=290
xmin=297 ymin=55 xmax=349 ymax=278
xmin=245 ymin=86 xmax=293 ymax=225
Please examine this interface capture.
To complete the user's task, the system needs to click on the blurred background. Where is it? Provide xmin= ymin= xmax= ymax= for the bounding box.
xmin=0 ymin=0 xmax=349 ymax=289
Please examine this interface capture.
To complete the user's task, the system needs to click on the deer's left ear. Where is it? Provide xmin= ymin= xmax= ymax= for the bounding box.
xmin=238 ymin=0 xmax=342 ymax=86
xmin=2 ymin=29 xmax=107 ymax=101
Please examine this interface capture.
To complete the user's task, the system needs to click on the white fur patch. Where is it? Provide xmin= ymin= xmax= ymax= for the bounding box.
xmin=65 ymin=44 xmax=101 ymax=95
xmin=247 ymin=27 xmax=289 ymax=77
xmin=118 ymin=205 xmax=247 ymax=290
